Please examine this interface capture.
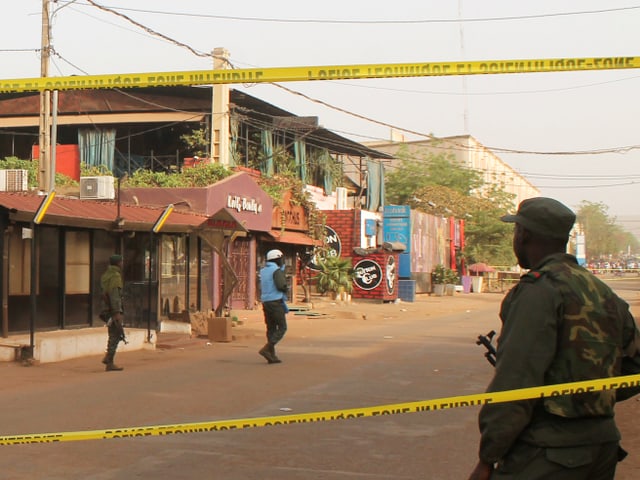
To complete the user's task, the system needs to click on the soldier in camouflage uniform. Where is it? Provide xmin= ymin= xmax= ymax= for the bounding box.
xmin=101 ymin=254 xmax=125 ymax=372
xmin=468 ymin=197 xmax=640 ymax=480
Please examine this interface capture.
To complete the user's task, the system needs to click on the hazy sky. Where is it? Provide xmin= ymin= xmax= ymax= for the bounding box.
xmin=4 ymin=1 xmax=640 ymax=231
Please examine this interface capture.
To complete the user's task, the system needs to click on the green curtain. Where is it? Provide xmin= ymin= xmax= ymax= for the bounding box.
xmin=294 ymin=139 xmax=307 ymax=182
xmin=321 ymin=150 xmax=333 ymax=195
xmin=78 ymin=128 xmax=116 ymax=171
xmin=261 ymin=129 xmax=274 ymax=177
xmin=366 ymin=159 xmax=385 ymax=211
xmin=229 ymin=116 xmax=238 ymax=167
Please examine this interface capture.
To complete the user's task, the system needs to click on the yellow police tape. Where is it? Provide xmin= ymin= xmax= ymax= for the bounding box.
xmin=0 ymin=56 xmax=638 ymax=93
xmin=1 ymin=374 xmax=638 ymax=445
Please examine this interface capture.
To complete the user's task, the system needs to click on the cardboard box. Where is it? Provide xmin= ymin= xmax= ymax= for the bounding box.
xmin=208 ymin=317 xmax=232 ymax=342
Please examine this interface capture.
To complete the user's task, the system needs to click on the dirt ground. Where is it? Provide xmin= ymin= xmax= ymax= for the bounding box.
xmin=223 ymin=287 xmax=640 ymax=479
xmin=0 ymin=285 xmax=639 ymax=479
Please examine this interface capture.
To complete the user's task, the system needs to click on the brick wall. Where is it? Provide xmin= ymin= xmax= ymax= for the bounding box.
xmin=351 ymin=252 xmax=399 ymax=301
xmin=323 ymin=210 xmax=361 ymax=258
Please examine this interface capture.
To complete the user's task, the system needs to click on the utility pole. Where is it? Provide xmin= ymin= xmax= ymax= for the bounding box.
xmin=211 ymin=47 xmax=230 ymax=166
xmin=38 ymin=0 xmax=52 ymax=192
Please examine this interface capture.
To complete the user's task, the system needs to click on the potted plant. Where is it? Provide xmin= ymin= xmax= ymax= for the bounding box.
xmin=445 ymin=268 xmax=460 ymax=296
xmin=316 ymin=256 xmax=355 ymax=300
xmin=432 ymin=264 xmax=448 ymax=296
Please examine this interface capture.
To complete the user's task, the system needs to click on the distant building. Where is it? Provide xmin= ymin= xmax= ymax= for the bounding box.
xmin=366 ymin=134 xmax=540 ymax=208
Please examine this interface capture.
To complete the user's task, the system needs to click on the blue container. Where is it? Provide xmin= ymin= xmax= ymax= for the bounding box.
xmin=398 ymin=279 xmax=416 ymax=302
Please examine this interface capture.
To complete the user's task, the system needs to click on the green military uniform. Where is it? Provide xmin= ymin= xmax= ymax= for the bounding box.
xmin=101 ymin=257 xmax=125 ymax=370
xmin=479 ymin=252 xmax=640 ymax=478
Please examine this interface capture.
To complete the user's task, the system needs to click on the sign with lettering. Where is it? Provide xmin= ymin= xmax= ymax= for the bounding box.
xmin=324 ymin=226 xmax=341 ymax=258
xmin=227 ymin=194 xmax=263 ymax=215
xmin=307 ymin=226 xmax=342 ymax=271
xmin=272 ymin=190 xmax=309 ymax=231
xmin=353 ymin=259 xmax=382 ymax=291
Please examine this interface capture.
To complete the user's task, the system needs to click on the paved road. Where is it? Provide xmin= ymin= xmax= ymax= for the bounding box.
xmin=0 ymin=283 xmax=639 ymax=479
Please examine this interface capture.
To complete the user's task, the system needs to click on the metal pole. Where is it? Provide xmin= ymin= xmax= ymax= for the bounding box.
xmin=28 ymin=223 xmax=37 ymax=358
xmin=147 ymin=232 xmax=153 ymax=343
xmin=50 ymin=90 xmax=58 ymax=192
xmin=38 ymin=0 xmax=51 ymax=192
xmin=27 ymin=192 xmax=55 ymax=360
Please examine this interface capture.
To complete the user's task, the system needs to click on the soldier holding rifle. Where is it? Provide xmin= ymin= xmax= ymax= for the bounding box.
xmin=100 ymin=254 xmax=127 ymax=372
xmin=469 ymin=198 xmax=640 ymax=480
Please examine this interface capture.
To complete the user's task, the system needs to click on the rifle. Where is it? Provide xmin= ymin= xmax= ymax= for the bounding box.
xmin=102 ymin=291 xmax=128 ymax=344
xmin=107 ymin=317 xmax=129 ymax=345
xmin=476 ymin=330 xmax=497 ymax=366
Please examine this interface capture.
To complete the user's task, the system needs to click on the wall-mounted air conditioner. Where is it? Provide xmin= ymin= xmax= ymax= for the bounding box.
xmin=80 ymin=176 xmax=115 ymax=200
xmin=0 ymin=169 xmax=28 ymax=192
xmin=336 ymin=187 xmax=348 ymax=210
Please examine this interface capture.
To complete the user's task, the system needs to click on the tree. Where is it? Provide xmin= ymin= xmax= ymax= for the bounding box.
xmin=180 ymin=128 xmax=209 ymax=158
xmin=388 ymin=149 xmax=516 ymax=266
xmin=576 ymin=201 xmax=640 ymax=260
xmin=386 ymin=146 xmax=483 ymax=205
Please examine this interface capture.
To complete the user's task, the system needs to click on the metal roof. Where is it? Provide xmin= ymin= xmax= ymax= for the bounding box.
xmin=0 ymin=191 xmax=210 ymax=233
xmin=0 ymin=86 xmax=393 ymax=160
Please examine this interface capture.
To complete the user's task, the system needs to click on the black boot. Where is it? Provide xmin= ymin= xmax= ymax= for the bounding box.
xmin=104 ymin=351 xmax=123 ymax=371
xmin=269 ymin=343 xmax=282 ymax=363
xmin=258 ymin=343 xmax=280 ymax=364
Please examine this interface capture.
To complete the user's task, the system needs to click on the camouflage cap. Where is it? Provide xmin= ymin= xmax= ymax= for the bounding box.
xmin=501 ymin=197 xmax=576 ymax=240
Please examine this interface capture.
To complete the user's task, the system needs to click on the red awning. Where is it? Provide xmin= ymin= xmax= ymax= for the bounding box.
xmin=268 ymin=229 xmax=321 ymax=246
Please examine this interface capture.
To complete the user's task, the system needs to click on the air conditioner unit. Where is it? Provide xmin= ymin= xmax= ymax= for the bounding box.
xmin=0 ymin=169 xmax=28 ymax=192
xmin=80 ymin=176 xmax=115 ymax=200
xmin=336 ymin=187 xmax=348 ymax=210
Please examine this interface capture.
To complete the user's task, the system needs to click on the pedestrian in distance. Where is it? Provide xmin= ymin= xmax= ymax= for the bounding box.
xmin=100 ymin=254 xmax=127 ymax=372
xmin=258 ymin=249 xmax=289 ymax=364
xmin=468 ymin=197 xmax=640 ymax=480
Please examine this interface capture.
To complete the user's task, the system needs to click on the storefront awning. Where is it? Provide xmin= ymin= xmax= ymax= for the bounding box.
xmin=201 ymin=208 xmax=248 ymax=235
xmin=267 ymin=229 xmax=321 ymax=246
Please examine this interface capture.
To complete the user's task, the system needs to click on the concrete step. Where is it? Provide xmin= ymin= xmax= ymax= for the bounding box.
xmin=0 ymin=327 xmax=154 ymax=364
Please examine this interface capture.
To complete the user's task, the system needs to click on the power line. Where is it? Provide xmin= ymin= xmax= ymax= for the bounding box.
xmin=64 ymin=2 xmax=640 ymax=25
xmin=329 ymin=75 xmax=640 ymax=97
xmin=84 ymin=0 xmax=213 ymax=59
xmin=45 ymin=1 xmax=640 ymax=162
xmin=0 ymin=48 xmax=40 ymax=53
xmin=68 ymin=2 xmax=640 ymax=158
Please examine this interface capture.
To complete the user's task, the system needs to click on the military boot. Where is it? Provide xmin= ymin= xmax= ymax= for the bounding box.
xmin=258 ymin=343 xmax=280 ymax=364
xmin=105 ymin=363 xmax=124 ymax=371
xmin=269 ymin=343 xmax=282 ymax=364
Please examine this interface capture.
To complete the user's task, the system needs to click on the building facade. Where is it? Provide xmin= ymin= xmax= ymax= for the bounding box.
xmin=366 ymin=134 xmax=540 ymax=208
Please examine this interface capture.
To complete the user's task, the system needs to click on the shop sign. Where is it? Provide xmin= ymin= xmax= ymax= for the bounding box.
xmin=324 ymin=226 xmax=341 ymax=257
xmin=227 ymin=194 xmax=263 ymax=214
xmin=385 ymin=255 xmax=396 ymax=294
xmin=308 ymin=226 xmax=341 ymax=271
xmin=353 ymin=259 xmax=382 ymax=291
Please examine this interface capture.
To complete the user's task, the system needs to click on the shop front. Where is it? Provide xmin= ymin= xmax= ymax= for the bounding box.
xmin=121 ymin=172 xmax=273 ymax=311
xmin=261 ymin=190 xmax=320 ymax=303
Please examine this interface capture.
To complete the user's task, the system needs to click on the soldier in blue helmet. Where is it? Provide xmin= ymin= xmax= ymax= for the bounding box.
xmin=258 ymin=249 xmax=288 ymax=364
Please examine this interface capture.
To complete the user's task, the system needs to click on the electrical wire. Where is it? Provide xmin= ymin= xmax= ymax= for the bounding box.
xmin=67 ymin=2 xmax=640 ymax=158
xmin=84 ymin=0 xmax=214 ymax=59
xmin=33 ymin=0 xmax=640 ymax=182
xmin=327 ymin=75 xmax=640 ymax=97
xmin=0 ymin=48 xmax=40 ymax=53
xmin=62 ymin=2 xmax=640 ymax=25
